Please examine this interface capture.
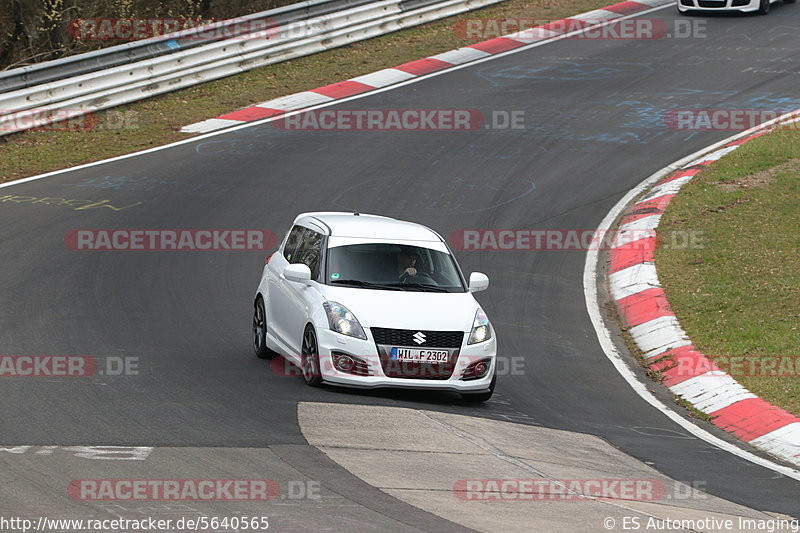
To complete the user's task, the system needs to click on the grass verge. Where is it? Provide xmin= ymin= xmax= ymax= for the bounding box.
xmin=656 ymin=127 xmax=800 ymax=416
xmin=0 ymin=0 xmax=611 ymax=184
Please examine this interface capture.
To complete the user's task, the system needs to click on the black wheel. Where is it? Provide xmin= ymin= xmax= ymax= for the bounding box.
xmin=301 ymin=326 xmax=323 ymax=387
xmin=785 ymin=0 xmax=795 ymax=4
xmin=253 ymin=298 xmax=277 ymax=360
xmin=757 ymin=0 xmax=770 ymax=14
xmin=460 ymin=373 xmax=496 ymax=402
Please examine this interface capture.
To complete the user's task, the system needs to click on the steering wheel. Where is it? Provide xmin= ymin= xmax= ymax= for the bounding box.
xmin=400 ymin=271 xmax=436 ymax=285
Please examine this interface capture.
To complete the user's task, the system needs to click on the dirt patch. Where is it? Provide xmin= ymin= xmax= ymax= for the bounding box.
xmin=698 ymin=196 xmax=750 ymax=215
xmin=716 ymin=158 xmax=800 ymax=191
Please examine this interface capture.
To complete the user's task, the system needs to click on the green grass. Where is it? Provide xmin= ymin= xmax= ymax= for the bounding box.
xmin=0 ymin=0 xmax=610 ymax=184
xmin=656 ymin=128 xmax=800 ymax=416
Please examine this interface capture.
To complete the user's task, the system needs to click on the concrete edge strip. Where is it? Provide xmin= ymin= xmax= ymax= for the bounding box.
xmin=180 ymin=0 xmax=672 ymax=133
xmin=605 ymin=112 xmax=800 ymax=467
xmin=414 ymin=409 xmax=686 ymax=521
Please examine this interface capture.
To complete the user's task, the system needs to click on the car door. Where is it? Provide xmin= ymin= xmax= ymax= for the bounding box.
xmin=267 ymin=224 xmax=305 ymax=352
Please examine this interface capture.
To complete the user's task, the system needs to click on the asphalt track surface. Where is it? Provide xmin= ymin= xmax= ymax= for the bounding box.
xmin=1 ymin=3 xmax=799 ymax=526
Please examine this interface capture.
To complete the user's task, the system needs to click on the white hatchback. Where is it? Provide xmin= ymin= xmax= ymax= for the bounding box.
xmin=253 ymin=212 xmax=497 ymax=401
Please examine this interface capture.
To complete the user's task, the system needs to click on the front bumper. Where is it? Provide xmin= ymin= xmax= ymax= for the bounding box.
xmin=315 ymin=328 xmax=497 ymax=392
xmin=677 ymin=0 xmax=760 ymax=11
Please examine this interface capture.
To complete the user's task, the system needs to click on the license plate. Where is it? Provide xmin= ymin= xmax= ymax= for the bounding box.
xmin=391 ymin=347 xmax=450 ymax=363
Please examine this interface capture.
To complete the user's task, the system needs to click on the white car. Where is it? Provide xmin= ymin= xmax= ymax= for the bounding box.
xmin=252 ymin=212 xmax=497 ymax=401
xmin=677 ymin=0 xmax=791 ymax=14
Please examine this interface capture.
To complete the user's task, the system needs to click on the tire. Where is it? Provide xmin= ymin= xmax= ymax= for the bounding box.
xmin=460 ymin=373 xmax=496 ymax=403
xmin=757 ymin=0 xmax=770 ymax=14
xmin=253 ymin=298 xmax=277 ymax=360
xmin=301 ymin=326 xmax=323 ymax=387
xmin=785 ymin=0 xmax=795 ymax=4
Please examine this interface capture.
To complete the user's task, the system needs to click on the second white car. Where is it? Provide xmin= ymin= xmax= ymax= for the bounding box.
xmin=677 ymin=0 xmax=791 ymax=14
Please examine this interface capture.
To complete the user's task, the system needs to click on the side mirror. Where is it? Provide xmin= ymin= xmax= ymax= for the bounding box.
xmin=468 ymin=272 xmax=489 ymax=292
xmin=284 ymin=263 xmax=312 ymax=284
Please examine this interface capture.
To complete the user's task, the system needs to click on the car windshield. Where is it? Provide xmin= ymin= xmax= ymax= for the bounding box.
xmin=325 ymin=243 xmax=466 ymax=292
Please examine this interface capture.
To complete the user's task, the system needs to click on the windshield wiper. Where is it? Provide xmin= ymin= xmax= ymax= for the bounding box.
xmin=330 ymin=279 xmax=404 ymax=290
xmin=383 ymin=282 xmax=450 ymax=292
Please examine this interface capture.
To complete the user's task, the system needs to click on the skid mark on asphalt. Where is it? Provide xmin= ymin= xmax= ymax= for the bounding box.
xmin=477 ymin=60 xmax=656 ymax=85
xmin=395 ymin=142 xmax=546 ymax=162
xmin=65 ymin=175 xmax=234 ymax=197
xmin=194 ymin=138 xmax=329 ymax=160
xmin=332 ymin=176 xmax=536 ymax=215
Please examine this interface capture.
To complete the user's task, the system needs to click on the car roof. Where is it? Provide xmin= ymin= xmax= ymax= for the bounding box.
xmin=295 ymin=212 xmax=442 ymax=242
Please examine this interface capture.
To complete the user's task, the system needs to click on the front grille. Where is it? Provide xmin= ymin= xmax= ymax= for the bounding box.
xmin=371 ymin=327 xmax=463 ymax=380
xmin=680 ymin=0 xmax=693 ymax=6
xmin=370 ymin=328 xmax=464 ymax=348
xmin=697 ymin=0 xmax=726 ymax=6
xmin=731 ymin=0 xmax=748 ymax=5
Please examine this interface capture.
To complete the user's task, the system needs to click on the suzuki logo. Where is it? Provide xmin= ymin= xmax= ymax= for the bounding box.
xmin=413 ymin=332 xmax=426 ymax=345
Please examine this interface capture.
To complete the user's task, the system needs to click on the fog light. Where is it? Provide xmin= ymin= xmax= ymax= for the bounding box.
xmin=334 ymin=354 xmax=355 ymax=372
xmin=462 ymin=358 xmax=492 ymax=380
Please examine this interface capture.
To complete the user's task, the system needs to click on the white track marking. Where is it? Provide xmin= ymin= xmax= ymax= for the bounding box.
xmin=429 ymin=47 xmax=492 ymax=65
xmin=583 ymin=113 xmax=800 ymax=481
xmin=670 ymin=373 xmax=757 ymax=414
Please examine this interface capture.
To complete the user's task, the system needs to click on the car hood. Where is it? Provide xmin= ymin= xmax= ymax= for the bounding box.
xmin=319 ymin=285 xmax=482 ymax=332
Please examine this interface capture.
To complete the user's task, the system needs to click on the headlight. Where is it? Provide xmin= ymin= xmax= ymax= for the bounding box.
xmin=467 ymin=308 xmax=492 ymax=345
xmin=323 ymin=301 xmax=367 ymax=340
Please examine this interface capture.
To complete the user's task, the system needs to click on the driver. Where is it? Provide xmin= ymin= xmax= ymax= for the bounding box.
xmin=396 ymin=249 xmax=419 ymax=280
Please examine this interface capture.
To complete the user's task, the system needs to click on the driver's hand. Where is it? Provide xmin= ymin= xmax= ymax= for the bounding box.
xmin=402 ymin=267 xmax=417 ymax=277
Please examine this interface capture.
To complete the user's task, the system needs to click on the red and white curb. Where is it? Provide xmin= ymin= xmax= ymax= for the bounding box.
xmin=608 ymin=114 xmax=800 ymax=467
xmin=181 ymin=0 xmax=671 ymax=134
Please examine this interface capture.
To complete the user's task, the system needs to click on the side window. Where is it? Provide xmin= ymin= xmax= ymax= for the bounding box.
xmin=283 ymin=225 xmax=305 ymax=262
xmin=294 ymin=229 xmax=324 ymax=280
